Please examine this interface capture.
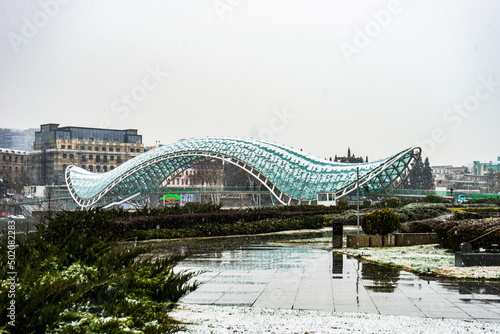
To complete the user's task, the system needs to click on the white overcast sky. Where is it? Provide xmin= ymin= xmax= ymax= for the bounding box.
xmin=1 ymin=0 xmax=499 ymax=166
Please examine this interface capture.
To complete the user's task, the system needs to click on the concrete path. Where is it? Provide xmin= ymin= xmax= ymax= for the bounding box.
xmin=177 ymin=246 xmax=500 ymax=322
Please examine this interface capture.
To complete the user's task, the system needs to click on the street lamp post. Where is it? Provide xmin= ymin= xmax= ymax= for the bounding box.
xmin=357 ymin=167 xmax=360 ymax=231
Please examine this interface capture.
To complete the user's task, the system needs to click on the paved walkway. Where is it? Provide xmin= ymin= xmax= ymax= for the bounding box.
xmin=177 ymin=246 xmax=500 ymax=322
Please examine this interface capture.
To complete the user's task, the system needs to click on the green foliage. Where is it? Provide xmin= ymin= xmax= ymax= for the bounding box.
xmin=127 ymin=215 xmax=326 ymax=240
xmin=329 ymin=209 xmax=366 ymax=225
xmin=336 ymin=199 xmax=349 ymax=210
xmin=0 ymin=210 xmax=198 ymax=333
xmin=362 ymin=199 xmax=372 ymax=208
xmin=401 ymin=197 xmax=418 ymax=206
xmin=436 ymin=219 xmax=500 ymax=251
xmin=422 ymin=194 xmax=446 ymax=203
xmin=384 ymin=197 xmax=401 ymax=208
xmin=361 ymin=209 xmax=401 ymax=235
xmin=394 ymin=203 xmax=450 ymax=222
xmin=274 ymin=204 xmax=339 ymax=212
xmin=470 ymin=197 xmax=500 ymax=206
xmin=399 ymin=216 xmax=445 ymax=233
xmin=406 ymin=156 xmax=434 ymax=190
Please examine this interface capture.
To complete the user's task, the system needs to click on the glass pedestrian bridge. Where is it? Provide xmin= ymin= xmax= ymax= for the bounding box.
xmin=65 ymin=137 xmax=421 ymax=208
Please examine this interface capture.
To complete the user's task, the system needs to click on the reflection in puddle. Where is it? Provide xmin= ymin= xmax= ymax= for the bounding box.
xmin=176 ymin=245 xmax=500 ymax=312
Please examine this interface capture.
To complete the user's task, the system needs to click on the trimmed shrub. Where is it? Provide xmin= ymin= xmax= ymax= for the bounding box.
xmin=445 ymin=220 xmax=500 ymax=252
xmin=434 ymin=221 xmax=461 ymax=249
xmin=361 ymin=209 xmax=401 ymax=235
xmin=362 ymin=199 xmax=372 ymax=208
xmin=384 ymin=197 xmax=401 ymax=208
xmin=401 ymin=197 xmax=417 ymax=206
xmin=453 ymin=211 xmax=484 ymax=221
xmin=396 ymin=203 xmax=450 ymax=221
xmin=330 ymin=209 xmax=367 ymax=225
xmin=399 ymin=216 xmax=446 ymax=233
xmin=336 ymin=199 xmax=349 ymax=210
xmin=423 ymin=194 xmax=446 ymax=203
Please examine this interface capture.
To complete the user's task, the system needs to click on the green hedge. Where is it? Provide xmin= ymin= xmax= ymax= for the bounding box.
xmin=435 ymin=219 xmax=500 ymax=251
xmin=127 ymin=215 xmax=326 ymax=240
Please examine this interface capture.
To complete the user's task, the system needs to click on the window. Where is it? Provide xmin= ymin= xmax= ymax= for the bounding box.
xmin=15 ymin=157 xmax=18 ymax=162
xmin=109 ymin=147 xmax=113 ymax=152
xmin=102 ymin=147 xmax=106 ymax=151
xmin=176 ymin=179 xmax=179 ymax=185
xmin=117 ymin=157 xmax=122 ymax=163
xmin=69 ymin=154 xmax=74 ymax=160
xmin=68 ymin=145 xmax=72 ymax=149
xmin=80 ymin=146 xmax=84 ymax=150
xmin=89 ymin=165 xmax=93 ymax=171
xmin=103 ymin=166 xmax=107 ymax=172
xmin=96 ymin=166 xmax=101 ymax=172
xmin=63 ymin=153 xmax=67 ymax=159
xmin=110 ymin=156 xmax=114 ymax=161
xmin=116 ymin=148 xmax=120 ymax=152
xmin=81 ymin=165 xmax=85 ymax=169
xmin=136 ymin=148 xmax=140 ymax=153
xmin=103 ymin=156 xmax=108 ymax=162
xmin=110 ymin=166 xmax=114 ymax=170
xmin=88 ymin=146 xmax=91 ymax=150
xmin=96 ymin=155 xmax=101 ymax=162
xmin=95 ymin=147 xmax=99 ymax=151
xmin=61 ymin=145 xmax=66 ymax=149
xmin=130 ymin=149 xmax=134 ymax=152
xmin=89 ymin=154 xmax=93 ymax=160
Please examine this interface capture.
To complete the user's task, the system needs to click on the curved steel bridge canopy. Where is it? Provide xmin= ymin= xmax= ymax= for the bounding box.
xmin=65 ymin=137 xmax=421 ymax=208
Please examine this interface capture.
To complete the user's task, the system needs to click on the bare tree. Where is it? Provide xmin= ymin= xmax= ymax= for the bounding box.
xmin=188 ymin=159 xmax=224 ymax=186
xmin=486 ymin=170 xmax=500 ymax=194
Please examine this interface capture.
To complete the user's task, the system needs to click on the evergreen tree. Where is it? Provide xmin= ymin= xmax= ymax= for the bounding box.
xmin=422 ymin=157 xmax=434 ymax=190
xmin=405 ymin=156 xmax=433 ymax=190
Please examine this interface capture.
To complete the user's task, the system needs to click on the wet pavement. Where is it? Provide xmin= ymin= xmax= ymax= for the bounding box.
xmin=176 ymin=245 xmax=500 ymax=321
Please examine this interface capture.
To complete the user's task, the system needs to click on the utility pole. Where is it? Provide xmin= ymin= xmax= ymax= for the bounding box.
xmin=356 ymin=167 xmax=360 ymax=231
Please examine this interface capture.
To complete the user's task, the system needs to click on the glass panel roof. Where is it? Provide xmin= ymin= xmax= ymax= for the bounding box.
xmin=66 ymin=137 xmax=420 ymax=207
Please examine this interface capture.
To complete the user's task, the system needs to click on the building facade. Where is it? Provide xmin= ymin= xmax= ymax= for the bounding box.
xmin=0 ymin=148 xmax=30 ymax=195
xmin=472 ymin=158 xmax=500 ymax=176
xmin=0 ymin=128 xmax=37 ymax=151
xmin=31 ymin=124 xmax=145 ymax=185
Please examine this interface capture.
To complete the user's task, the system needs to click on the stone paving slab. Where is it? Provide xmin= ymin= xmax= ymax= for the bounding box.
xmin=177 ymin=246 xmax=500 ymax=321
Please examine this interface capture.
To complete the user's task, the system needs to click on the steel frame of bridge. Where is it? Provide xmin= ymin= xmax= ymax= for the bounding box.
xmin=65 ymin=137 xmax=421 ymax=208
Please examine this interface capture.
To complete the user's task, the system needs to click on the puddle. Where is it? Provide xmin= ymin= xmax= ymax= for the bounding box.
xmin=176 ymin=245 xmax=500 ymax=320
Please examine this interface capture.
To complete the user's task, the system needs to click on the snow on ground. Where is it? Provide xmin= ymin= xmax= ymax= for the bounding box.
xmin=339 ymin=244 xmax=500 ymax=279
xmin=172 ymin=304 xmax=500 ymax=334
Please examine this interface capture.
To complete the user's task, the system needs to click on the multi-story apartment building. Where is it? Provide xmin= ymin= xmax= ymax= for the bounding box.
xmin=472 ymin=157 xmax=500 ymax=176
xmin=31 ymin=124 xmax=145 ymax=185
xmin=0 ymin=148 xmax=30 ymax=194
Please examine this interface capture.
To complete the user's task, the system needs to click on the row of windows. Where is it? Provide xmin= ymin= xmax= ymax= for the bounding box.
xmin=1 ymin=155 xmax=28 ymax=163
xmin=61 ymin=154 xmax=123 ymax=163
xmin=1 ymin=166 xmax=27 ymax=172
xmin=60 ymin=145 xmax=124 ymax=152
xmin=62 ymin=165 xmax=115 ymax=173
xmin=175 ymin=178 xmax=190 ymax=185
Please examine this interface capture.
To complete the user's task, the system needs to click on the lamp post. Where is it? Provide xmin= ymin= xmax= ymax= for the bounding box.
xmin=357 ymin=167 xmax=360 ymax=231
